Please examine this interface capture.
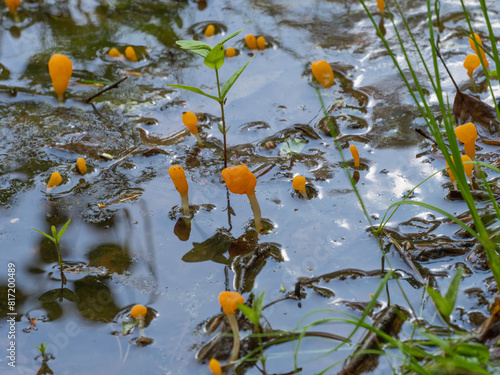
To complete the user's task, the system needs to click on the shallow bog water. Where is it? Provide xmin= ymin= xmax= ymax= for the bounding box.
xmin=1 ymin=0 xmax=500 ymax=374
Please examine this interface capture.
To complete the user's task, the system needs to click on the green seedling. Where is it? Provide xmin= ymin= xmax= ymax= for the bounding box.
xmin=169 ymin=29 xmax=254 ymax=168
xmin=427 ymin=267 xmax=463 ymax=324
xmin=32 ymin=219 xmax=71 ymax=266
xmin=34 ymin=340 xmax=50 ymax=358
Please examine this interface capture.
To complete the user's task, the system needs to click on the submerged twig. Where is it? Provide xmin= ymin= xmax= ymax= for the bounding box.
xmin=84 ymin=76 xmax=128 ymax=103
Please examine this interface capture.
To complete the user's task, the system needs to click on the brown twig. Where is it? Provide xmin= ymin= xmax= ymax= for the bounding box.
xmin=84 ymin=76 xmax=128 ymax=103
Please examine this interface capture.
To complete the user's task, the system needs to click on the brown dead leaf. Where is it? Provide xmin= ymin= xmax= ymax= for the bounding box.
xmin=453 ymin=91 xmax=500 ymax=135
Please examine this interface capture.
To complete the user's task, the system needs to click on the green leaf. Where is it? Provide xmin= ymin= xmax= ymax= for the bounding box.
xmin=444 ymin=266 xmax=463 ymax=308
xmin=237 ymin=302 xmax=259 ymax=327
xmin=221 ymin=56 xmax=254 ymax=99
xmin=176 ymin=40 xmax=212 ymax=58
xmin=122 ymin=320 xmax=138 ymax=335
xmin=254 ymin=291 xmax=265 ymax=319
xmin=62 ymin=288 xmax=79 ymax=302
xmin=204 ymin=43 xmax=225 ymax=70
xmin=168 ymin=84 xmax=221 ymax=102
xmin=51 ymin=226 xmax=57 ymax=239
xmin=427 ymin=286 xmax=451 ymax=319
xmin=217 ymin=123 xmax=224 ymax=134
xmin=38 ymin=289 xmax=61 ymax=302
xmin=488 ymin=70 xmax=497 ymax=77
xmin=57 ymin=219 xmax=71 ymax=241
xmin=32 ymin=227 xmax=56 ymax=243
xmin=280 ymin=138 xmax=307 ymax=156
xmin=454 ymin=342 xmax=490 ymax=363
xmin=219 ymin=28 xmax=244 ymax=45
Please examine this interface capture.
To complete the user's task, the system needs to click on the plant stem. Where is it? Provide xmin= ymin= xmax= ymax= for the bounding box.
xmin=215 ymin=68 xmax=227 ymax=168
xmin=227 ymin=313 xmax=240 ymax=362
xmin=181 ymin=193 xmax=190 ymax=217
xmin=55 ymin=242 xmax=63 ymax=266
xmin=247 ymin=193 xmax=263 ymax=233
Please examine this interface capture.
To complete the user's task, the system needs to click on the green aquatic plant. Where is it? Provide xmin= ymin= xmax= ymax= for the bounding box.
xmin=34 ymin=340 xmax=50 ymax=358
xmin=427 ymin=267 xmax=463 ymax=324
xmin=169 ymin=29 xmax=254 ymax=168
xmin=32 ymin=219 xmax=71 ymax=266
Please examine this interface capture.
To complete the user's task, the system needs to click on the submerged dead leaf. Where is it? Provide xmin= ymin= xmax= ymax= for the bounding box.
xmin=453 ymin=91 xmax=500 ymax=135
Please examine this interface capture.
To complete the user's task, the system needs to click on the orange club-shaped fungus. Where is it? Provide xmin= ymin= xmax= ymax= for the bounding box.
xmin=446 ymin=158 xmax=458 ymax=190
xmin=125 ymin=46 xmax=138 ymax=62
xmin=204 ymin=24 xmax=215 ymax=38
xmin=182 ymin=111 xmax=203 ymax=147
xmin=226 ymin=47 xmax=236 ymax=58
xmin=455 ymin=122 xmax=479 ymax=176
xmin=350 ymin=144 xmax=360 ymax=168
xmin=47 ymin=172 xmax=62 ymax=189
xmin=257 ymin=36 xmax=266 ymax=51
xmin=222 ymin=165 xmax=263 ymax=233
xmin=131 ymin=304 xmax=147 ymax=319
xmin=311 ymin=60 xmax=334 ymax=89
xmin=377 ymin=0 xmax=385 ymax=14
xmin=245 ymin=34 xmax=257 ymax=50
xmin=219 ymin=291 xmax=244 ymax=362
xmin=209 ymin=359 xmax=222 ymax=375
xmin=108 ymin=48 xmax=122 ymax=59
xmin=169 ymin=165 xmax=190 ymax=216
xmin=292 ymin=175 xmax=307 ymax=199
xmin=469 ymin=33 xmax=489 ymax=71
xmin=463 ymin=55 xmax=480 ymax=92
xmin=48 ymin=54 xmax=72 ymax=102
xmin=461 ymin=155 xmax=474 ymax=183
xmin=76 ymin=158 xmax=87 ymax=175
xmin=5 ymin=0 xmax=20 ymax=15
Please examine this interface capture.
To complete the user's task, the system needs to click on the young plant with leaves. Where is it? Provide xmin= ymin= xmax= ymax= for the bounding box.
xmin=32 ymin=219 xmax=71 ymax=266
xmin=169 ymin=29 xmax=254 ymax=168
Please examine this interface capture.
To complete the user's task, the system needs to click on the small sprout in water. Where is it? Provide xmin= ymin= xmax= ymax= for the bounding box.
xmin=182 ymin=111 xmax=203 ymax=147
xmin=209 ymin=359 xmax=222 ymax=375
xmin=455 ymin=122 xmax=479 ymax=177
xmin=108 ymin=48 xmax=122 ymax=59
xmin=257 ymin=36 xmax=266 ymax=51
xmin=222 ymin=165 xmax=263 ymax=233
xmin=125 ymin=46 xmax=138 ymax=62
xmin=464 ymin=55 xmax=480 ymax=92
xmin=5 ymin=0 xmax=20 ymax=14
xmin=48 ymin=54 xmax=73 ymax=102
xmin=469 ymin=33 xmax=489 ymax=70
xmin=76 ymin=158 xmax=87 ymax=175
xmin=245 ymin=34 xmax=257 ymax=50
xmin=350 ymin=144 xmax=360 ymax=168
xmin=377 ymin=0 xmax=384 ymax=14
xmin=169 ymin=165 xmax=190 ymax=217
xmin=204 ymin=24 xmax=215 ymax=38
xmin=226 ymin=47 xmax=236 ymax=58
xmin=47 ymin=172 xmax=62 ymax=189
xmin=219 ymin=291 xmax=244 ymax=362
xmin=311 ymin=60 xmax=334 ymax=88
xmin=292 ymin=175 xmax=308 ymax=200
xmin=131 ymin=304 xmax=147 ymax=319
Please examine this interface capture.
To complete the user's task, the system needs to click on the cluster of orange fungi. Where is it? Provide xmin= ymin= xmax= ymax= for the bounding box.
xmin=463 ymin=32 xmax=490 ymax=92
xmin=446 ymin=122 xmax=479 ymax=189
xmin=245 ymin=33 xmax=266 ymax=51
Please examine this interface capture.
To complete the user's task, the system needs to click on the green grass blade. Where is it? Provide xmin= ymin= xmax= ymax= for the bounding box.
xmin=168 ymin=84 xmax=221 ymax=102
xmin=219 ymin=28 xmax=244 ymax=45
xmin=221 ymin=56 xmax=254 ymax=99
xmin=32 ymin=227 xmax=56 ymax=243
xmin=57 ymin=219 xmax=71 ymax=241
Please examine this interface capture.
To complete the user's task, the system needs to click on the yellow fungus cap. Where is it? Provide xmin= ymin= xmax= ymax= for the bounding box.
xmin=169 ymin=165 xmax=188 ymax=196
xmin=182 ymin=111 xmax=198 ymax=135
xmin=469 ymin=33 xmax=489 ymax=68
xmin=350 ymin=145 xmax=360 ymax=167
xmin=6 ymin=0 xmax=20 ymax=13
xmin=47 ymin=172 xmax=62 ymax=188
xmin=222 ymin=165 xmax=257 ymax=195
xmin=446 ymin=159 xmax=455 ymax=183
xmin=130 ymin=304 xmax=147 ymax=319
xmin=257 ymin=36 xmax=266 ymax=51
xmin=76 ymin=158 xmax=87 ymax=175
xmin=463 ymin=55 xmax=480 ymax=78
xmin=204 ymin=24 xmax=215 ymax=38
xmin=292 ymin=175 xmax=306 ymax=192
xmin=209 ymin=359 xmax=222 ymax=375
xmin=311 ymin=60 xmax=334 ymax=89
xmin=462 ymin=155 xmax=473 ymax=178
xmin=245 ymin=34 xmax=257 ymax=50
xmin=108 ymin=48 xmax=122 ymax=58
xmin=219 ymin=291 xmax=244 ymax=315
xmin=377 ymin=0 xmax=385 ymax=13
xmin=125 ymin=46 xmax=138 ymax=62
xmin=455 ymin=122 xmax=477 ymax=158
xmin=48 ymin=54 xmax=73 ymax=96
xmin=226 ymin=47 xmax=236 ymax=58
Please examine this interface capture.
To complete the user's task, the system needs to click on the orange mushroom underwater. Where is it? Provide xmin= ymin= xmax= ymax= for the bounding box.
xmin=76 ymin=158 xmax=87 ymax=175
xmin=292 ymin=175 xmax=308 ymax=199
xmin=47 ymin=171 xmax=62 ymax=189
xmin=204 ymin=24 xmax=215 ymax=38
xmin=209 ymin=359 xmax=221 ymax=375
xmin=245 ymin=34 xmax=257 ymax=50
xmin=169 ymin=165 xmax=190 ymax=216
xmin=350 ymin=144 xmax=360 ymax=168
xmin=226 ymin=47 xmax=236 ymax=58
xmin=257 ymin=36 xmax=266 ymax=51
xmin=311 ymin=60 xmax=334 ymax=89
xmin=182 ymin=111 xmax=203 ymax=147
xmin=455 ymin=122 xmax=479 ymax=177
xmin=125 ymin=46 xmax=138 ymax=62
xmin=219 ymin=291 xmax=244 ymax=362
xmin=463 ymin=55 xmax=480 ymax=92
xmin=468 ymin=33 xmax=489 ymax=71
xmin=108 ymin=48 xmax=123 ymax=59
xmin=222 ymin=165 xmax=263 ymax=233
xmin=48 ymin=54 xmax=73 ymax=102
